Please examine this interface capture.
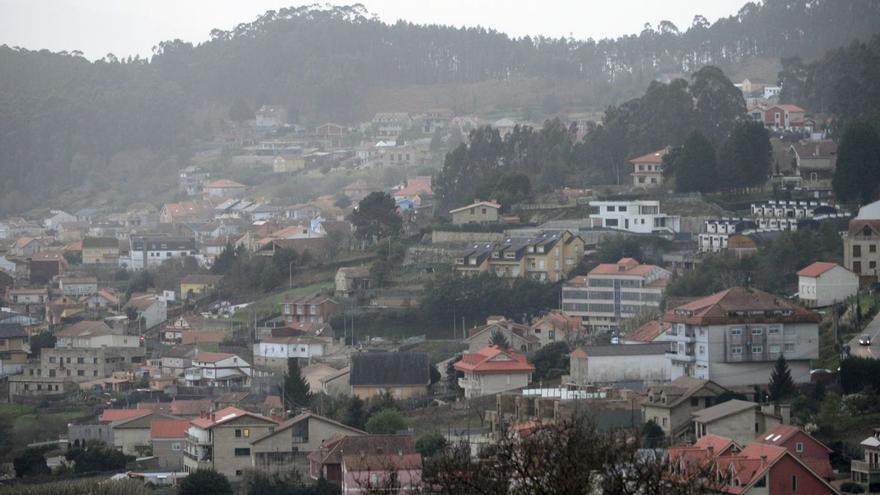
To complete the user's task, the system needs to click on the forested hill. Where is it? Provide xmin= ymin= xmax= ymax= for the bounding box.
xmin=0 ymin=0 xmax=879 ymax=214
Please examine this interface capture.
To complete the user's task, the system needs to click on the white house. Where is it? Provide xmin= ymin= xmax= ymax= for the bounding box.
xmin=253 ymin=336 xmax=327 ymax=369
xmin=44 ymin=210 xmax=77 ymax=231
xmin=184 ymin=352 xmax=252 ymax=388
xmin=588 ymin=200 xmax=680 ymax=234
xmin=59 ymin=276 xmax=98 ymax=296
xmin=127 ymin=236 xmax=196 ymax=270
xmin=0 ymin=222 xmax=9 ymax=240
xmin=797 ymin=262 xmax=859 ymax=308
xmin=125 ymin=294 xmax=168 ymax=330
xmin=453 ymin=346 xmax=534 ymax=399
xmin=570 ymin=342 xmax=671 ymax=387
xmin=665 ymin=287 xmax=821 ymax=387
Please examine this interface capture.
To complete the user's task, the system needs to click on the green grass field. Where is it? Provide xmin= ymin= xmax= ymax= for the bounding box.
xmin=230 ymin=280 xmax=334 ymax=322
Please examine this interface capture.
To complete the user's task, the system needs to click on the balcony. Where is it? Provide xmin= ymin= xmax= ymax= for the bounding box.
xmin=184 ymin=368 xmax=203 ymax=381
xmin=852 ymin=460 xmax=880 ymax=474
xmin=458 ymin=378 xmax=480 ymax=391
xmin=667 ymin=333 xmax=695 ymax=343
xmin=666 ymin=351 xmax=695 ymax=363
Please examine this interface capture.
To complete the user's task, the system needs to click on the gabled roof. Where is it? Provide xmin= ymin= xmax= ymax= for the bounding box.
xmin=449 ymin=201 xmax=501 ymax=214
xmin=756 ymin=424 xmax=832 ymax=453
xmin=205 ymin=179 xmax=246 ymax=189
xmin=100 ymin=408 xmax=151 ymax=423
xmin=342 ymin=452 xmax=422 ymax=471
xmin=776 ymin=104 xmax=806 ymax=113
xmin=350 ymin=352 xmax=430 ymax=387
xmin=190 ymin=406 xmax=277 ymax=429
xmin=169 ymin=399 xmax=213 ymax=416
xmin=665 ymin=287 xmax=820 ymax=326
xmin=692 ymin=399 xmax=758 ymax=424
xmin=251 ymin=412 xmax=365 ymax=445
xmin=308 ymin=434 xmax=416 ymax=466
xmin=151 ymin=419 xmax=190 ymax=439
xmin=56 ymin=320 xmax=114 ymax=338
xmin=796 ymin=261 xmax=841 ymax=278
xmin=192 ymin=352 xmax=237 ymax=363
xmin=454 ymin=346 xmax=535 ymax=374
xmin=645 ymin=376 xmax=728 ymax=409
xmin=627 ymin=320 xmax=670 ymax=343
xmin=629 ymin=148 xmax=668 ymax=164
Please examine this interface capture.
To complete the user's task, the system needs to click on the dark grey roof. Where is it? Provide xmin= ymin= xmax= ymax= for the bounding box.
xmin=0 ymin=323 xmax=27 ymax=339
xmin=577 ymin=342 xmax=669 ymax=357
xmin=350 ymin=352 xmax=430 ymax=387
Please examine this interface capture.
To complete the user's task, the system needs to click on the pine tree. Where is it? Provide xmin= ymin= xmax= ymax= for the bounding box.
xmin=489 ymin=331 xmax=510 ymax=349
xmin=769 ymin=354 xmax=796 ymax=401
xmin=343 ymin=396 xmax=368 ymax=430
xmin=280 ymin=358 xmax=312 ymax=411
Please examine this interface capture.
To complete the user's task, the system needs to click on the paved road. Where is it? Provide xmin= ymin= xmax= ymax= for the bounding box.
xmin=847 ymin=311 xmax=880 ymax=358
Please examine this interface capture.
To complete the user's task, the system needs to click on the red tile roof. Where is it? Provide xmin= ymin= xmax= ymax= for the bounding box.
xmin=777 ymin=104 xmax=806 ymax=113
xmin=629 ymin=148 xmax=668 ymax=164
xmin=169 ymin=399 xmax=213 ymax=416
xmin=796 ymin=261 xmax=839 ymax=278
xmin=589 ymin=258 xmax=660 ymax=277
xmin=180 ymin=330 xmax=227 ymax=345
xmin=205 ymin=179 xmax=245 ymax=189
xmin=100 ymin=408 xmax=150 ymax=423
xmin=342 ymin=452 xmax=422 ymax=471
xmin=454 ymin=346 xmax=535 ymax=374
xmin=151 ymin=419 xmax=190 ymax=439
xmin=755 ymin=425 xmax=833 ymax=479
xmin=627 ymin=320 xmax=671 ymax=342
xmin=665 ymin=287 xmax=820 ymax=326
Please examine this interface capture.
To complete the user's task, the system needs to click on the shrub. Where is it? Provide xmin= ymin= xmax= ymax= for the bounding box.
xmin=841 ymin=481 xmax=866 ymax=493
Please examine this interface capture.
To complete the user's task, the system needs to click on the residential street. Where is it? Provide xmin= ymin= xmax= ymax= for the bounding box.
xmin=847 ymin=311 xmax=880 ymax=359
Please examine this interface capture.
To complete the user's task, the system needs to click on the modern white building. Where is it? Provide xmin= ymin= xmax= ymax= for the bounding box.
xmin=253 ymin=336 xmax=327 ymax=369
xmin=797 ymin=262 xmax=858 ymax=308
xmin=588 ymin=200 xmax=680 ymax=234
xmin=699 ymin=219 xmax=755 ymax=253
xmin=184 ymin=352 xmax=252 ymax=388
xmin=127 ymin=236 xmax=196 ymax=270
xmin=665 ymin=288 xmax=821 ymax=387
xmin=569 ymin=342 xmax=670 ymax=387
xmin=562 ymin=258 xmax=671 ymax=331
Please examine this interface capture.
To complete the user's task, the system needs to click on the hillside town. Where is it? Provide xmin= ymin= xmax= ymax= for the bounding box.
xmin=1 ymin=1 xmax=880 ymax=494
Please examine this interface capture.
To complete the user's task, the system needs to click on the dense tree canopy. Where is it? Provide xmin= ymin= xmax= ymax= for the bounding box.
xmin=0 ymin=1 xmax=877 ymax=214
xmin=832 ymin=121 xmax=880 ymax=204
xmin=671 ymin=131 xmax=717 ymax=193
xmin=349 ymin=192 xmax=402 ymax=243
xmin=719 ymin=120 xmax=773 ymax=187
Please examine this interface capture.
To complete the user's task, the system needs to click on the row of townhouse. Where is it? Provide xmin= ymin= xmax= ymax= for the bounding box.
xmin=455 ymin=230 xmax=585 ymax=282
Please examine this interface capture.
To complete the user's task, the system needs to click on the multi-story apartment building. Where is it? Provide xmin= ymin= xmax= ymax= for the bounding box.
xmin=127 ymin=236 xmax=197 ymax=270
xmin=588 ymin=200 xmax=680 ymax=234
xmin=665 ymin=287 xmax=821 ymax=387
xmin=281 ymin=295 xmax=339 ymax=325
xmin=454 ymin=230 xmax=585 ymax=282
xmin=0 ymin=323 xmax=30 ymax=376
xmin=845 ymin=200 xmax=880 ymax=282
xmin=561 ymin=258 xmax=671 ymax=331
xmin=183 ymin=407 xmax=278 ymax=479
xmin=55 ymin=320 xmax=141 ymax=349
xmin=253 ymin=336 xmax=327 ymax=370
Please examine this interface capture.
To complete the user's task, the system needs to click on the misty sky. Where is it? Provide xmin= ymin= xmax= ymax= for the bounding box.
xmin=0 ymin=0 xmax=745 ymax=60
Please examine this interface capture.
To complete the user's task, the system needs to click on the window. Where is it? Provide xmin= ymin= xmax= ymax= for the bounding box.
xmin=854 ymin=262 xmax=862 ymax=273
xmin=731 ymin=346 xmax=743 ymax=355
xmin=49 ymin=357 xmax=56 ymax=363
xmin=730 ymin=328 xmax=743 ymax=336
xmin=77 ymin=370 xmax=84 ymax=376
xmin=235 ymin=429 xmax=243 ymax=438
xmin=751 ymin=346 xmax=763 ymax=354
xmin=784 ymin=343 xmax=795 ymax=352
xmin=769 ymin=344 xmax=781 ymax=354
xmin=234 ymin=448 xmax=251 ymax=456
xmin=872 ymin=261 xmax=877 ymax=269
xmin=605 ymin=219 xmax=618 ymax=227
xmin=77 ymin=357 xmax=85 ymax=364
xmin=854 ymin=245 xmax=862 ymax=257
xmin=768 ymin=326 xmax=780 ymax=335
xmin=791 ymin=475 xmax=797 ymax=491
xmin=796 ymin=442 xmax=804 ymax=453
xmin=172 ymin=442 xmax=181 ymax=451
xmin=606 ymin=206 xmax=616 ymax=212
xmin=751 ymin=327 xmax=764 ymax=336
xmin=872 ymin=244 xmax=877 ymax=253
xmin=690 ymin=398 xmax=699 ymax=407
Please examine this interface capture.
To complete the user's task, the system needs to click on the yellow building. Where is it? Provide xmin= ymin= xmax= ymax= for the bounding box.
xmin=180 ymin=274 xmax=224 ymax=299
xmin=82 ymin=237 xmax=119 ymax=264
xmin=455 ymin=230 xmax=585 ymax=282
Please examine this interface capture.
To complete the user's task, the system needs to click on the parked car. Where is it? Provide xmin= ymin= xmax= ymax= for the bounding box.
xmin=859 ymin=334 xmax=872 ymax=346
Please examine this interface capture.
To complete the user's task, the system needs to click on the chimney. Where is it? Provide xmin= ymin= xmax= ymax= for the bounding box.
xmin=760 ymin=455 xmax=767 ymax=468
